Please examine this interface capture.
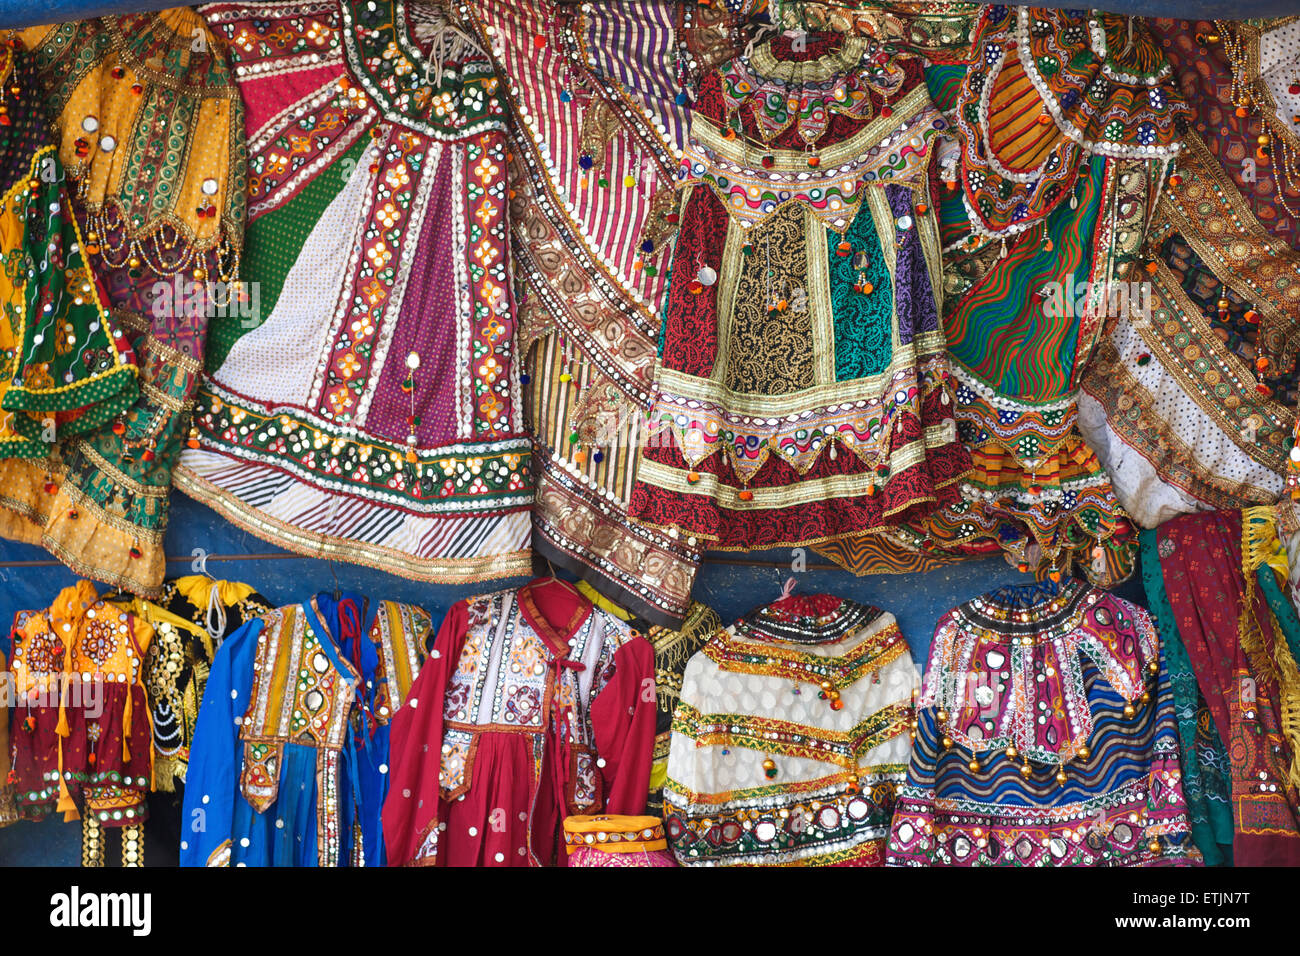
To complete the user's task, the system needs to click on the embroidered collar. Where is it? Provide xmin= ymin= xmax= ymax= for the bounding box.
xmin=518 ymin=579 xmax=593 ymax=657
xmin=720 ymin=35 xmax=903 ymax=146
xmin=735 ymin=594 xmax=882 ymax=646
xmin=340 ymin=0 xmax=506 ymax=138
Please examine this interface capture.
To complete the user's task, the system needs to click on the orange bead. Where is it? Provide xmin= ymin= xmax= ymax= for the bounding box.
xmin=687 ymin=470 xmax=700 ymax=483
xmin=738 ymin=489 xmax=754 ymax=501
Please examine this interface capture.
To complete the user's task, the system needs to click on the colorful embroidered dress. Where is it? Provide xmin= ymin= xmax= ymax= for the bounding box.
xmin=182 ymin=592 xmax=430 ymax=867
xmin=0 ymin=45 xmax=138 ymax=461
xmin=383 ymin=579 xmax=656 ymax=867
xmin=0 ymin=10 xmax=244 ymax=594
xmin=665 ymin=594 xmax=918 ymax=866
xmin=1144 ymin=509 xmax=1300 ymax=866
xmin=569 ymin=580 xmax=721 ymax=816
xmin=887 ymin=580 xmax=1201 ymax=866
xmin=1079 ymin=55 xmax=1300 ymax=527
xmin=856 ymin=8 xmax=1191 ymax=586
xmin=176 ymin=0 xmax=531 ymax=583
xmin=628 ymin=33 xmax=968 ymax=550
xmin=8 ymin=581 xmax=154 ymax=831
xmin=462 ymin=0 xmax=757 ymax=625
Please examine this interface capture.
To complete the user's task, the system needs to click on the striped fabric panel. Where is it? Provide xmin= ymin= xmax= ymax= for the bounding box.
xmin=985 ymin=53 xmax=1061 ymax=173
xmin=586 ymin=0 xmax=690 ymax=150
xmin=527 ymin=333 xmax=638 ymax=505
xmin=175 ymin=452 xmax=531 ymax=580
xmin=476 ymin=0 xmax=671 ymax=306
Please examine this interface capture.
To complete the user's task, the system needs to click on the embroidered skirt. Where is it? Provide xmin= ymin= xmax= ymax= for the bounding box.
xmin=628 ymin=34 xmax=968 ymax=550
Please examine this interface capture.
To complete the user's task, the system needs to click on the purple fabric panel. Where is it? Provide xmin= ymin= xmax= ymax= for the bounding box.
xmin=886 ymin=182 xmax=938 ymax=345
xmin=365 ymin=151 xmax=461 ymax=447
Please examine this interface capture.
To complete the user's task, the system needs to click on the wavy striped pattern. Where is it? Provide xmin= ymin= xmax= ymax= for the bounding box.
xmin=922 ymin=62 xmax=965 ymax=114
xmin=887 ymin=653 xmax=1200 ymax=865
xmin=945 ymin=156 xmax=1106 ymax=399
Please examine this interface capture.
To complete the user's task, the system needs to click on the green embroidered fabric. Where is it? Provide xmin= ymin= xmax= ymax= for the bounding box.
xmin=829 ymin=200 xmax=893 ymax=382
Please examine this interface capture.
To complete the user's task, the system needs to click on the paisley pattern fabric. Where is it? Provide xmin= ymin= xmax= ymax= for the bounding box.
xmin=630 ymin=33 xmax=969 ymax=550
xmin=887 ymin=580 xmax=1202 ymax=866
xmin=665 ymin=594 xmax=919 ymax=866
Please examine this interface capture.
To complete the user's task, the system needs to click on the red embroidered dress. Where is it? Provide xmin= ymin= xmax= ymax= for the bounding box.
xmin=628 ymin=34 xmax=968 ymax=549
xmin=383 ymin=579 xmax=656 ymax=866
xmin=8 ymin=580 xmax=153 ymax=828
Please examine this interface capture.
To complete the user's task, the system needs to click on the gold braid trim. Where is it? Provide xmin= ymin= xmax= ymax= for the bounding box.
xmin=81 ymin=816 xmax=104 ymax=868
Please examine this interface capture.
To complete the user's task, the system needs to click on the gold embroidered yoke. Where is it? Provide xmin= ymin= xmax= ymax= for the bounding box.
xmin=236 ymin=598 xmax=428 ymax=865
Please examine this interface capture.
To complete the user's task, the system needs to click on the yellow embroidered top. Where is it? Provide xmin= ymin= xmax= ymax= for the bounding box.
xmin=10 ymin=580 xmax=154 ymax=816
xmin=12 ymin=7 xmax=246 ymax=278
